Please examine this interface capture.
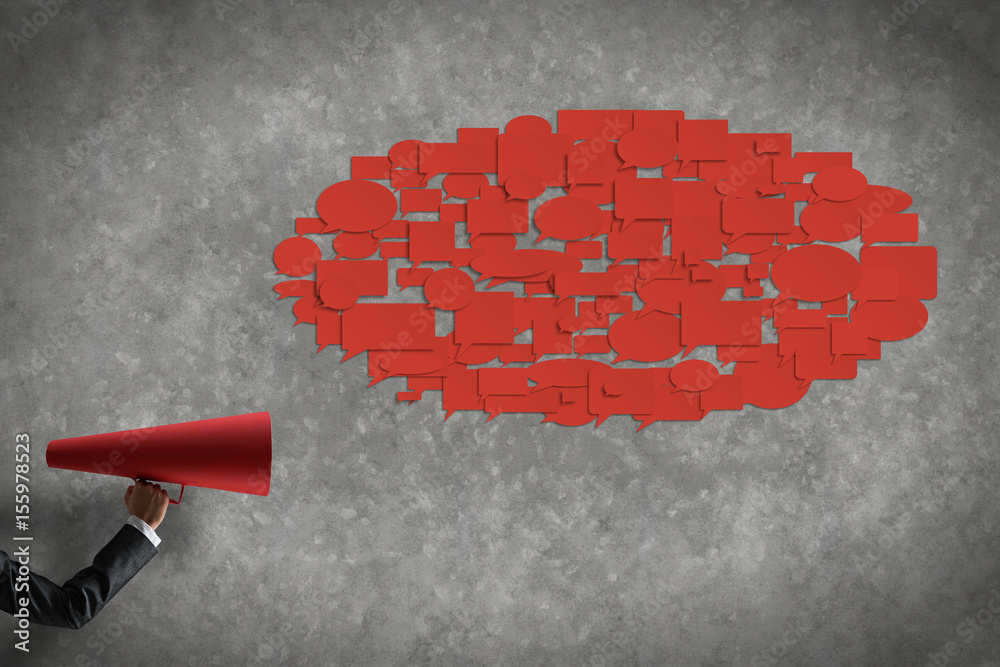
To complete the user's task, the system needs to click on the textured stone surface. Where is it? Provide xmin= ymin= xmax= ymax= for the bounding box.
xmin=1 ymin=0 xmax=998 ymax=664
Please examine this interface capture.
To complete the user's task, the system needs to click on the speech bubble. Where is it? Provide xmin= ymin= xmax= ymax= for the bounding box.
xmin=811 ymin=166 xmax=868 ymax=202
xmin=608 ymin=311 xmax=683 ymax=363
xmin=333 ymin=232 xmax=379 ymax=259
xmin=388 ymin=139 xmax=425 ymax=170
xmin=471 ymin=249 xmax=582 ymax=282
xmin=731 ymin=343 xmax=811 ymax=409
xmin=616 ymin=128 xmax=678 ymax=168
xmin=292 ymin=294 xmax=325 ymax=326
xmin=587 ymin=367 xmax=656 ymax=426
xmin=317 ymin=179 xmax=397 ymax=233
xmin=274 ymin=236 xmax=322 ymax=277
xmin=534 ymin=195 xmax=603 ymax=242
xmin=274 ymin=280 xmax=316 ymax=300
xmin=770 ymin=244 xmax=861 ymax=302
xmin=371 ymin=351 xmax=446 ymax=385
xmin=423 ymin=268 xmax=475 ymax=311
xmin=443 ymin=173 xmax=489 ymax=200
xmin=799 ymin=199 xmax=861 ymax=243
xmin=669 ymin=359 xmax=720 ymax=392
xmin=504 ymin=173 xmax=546 ymax=200
xmin=539 ymin=387 xmax=595 ymax=426
xmin=723 ymin=232 xmax=776 ymax=255
xmin=850 ymin=296 xmax=928 ymax=342
xmin=319 ymin=276 xmax=359 ymax=311
xmin=527 ymin=358 xmax=610 ymax=393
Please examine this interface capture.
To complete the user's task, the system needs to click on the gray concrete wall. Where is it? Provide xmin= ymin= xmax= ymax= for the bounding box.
xmin=1 ymin=0 xmax=998 ymax=664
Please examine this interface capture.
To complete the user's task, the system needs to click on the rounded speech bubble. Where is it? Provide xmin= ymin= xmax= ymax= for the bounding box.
xmin=608 ymin=310 xmax=683 ymax=363
xmin=616 ymin=128 xmax=677 ymax=168
xmin=424 ymin=268 xmax=475 ymax=311
xmin=724 ymin=232 xmax=776 ymax=255
xmin=274 ymin=236 xmax=322 ymax=277
xmin=527 ymin=358 xmax=609 ymax=392
xmin=317 ymin=180 xmax=397 ymax=233
xmin=443 ymin=173 xmax=489 ymax=200
xmin=534 ymin=195 xmax=603 ymax=242
xmin=770 ymin=244 xmax=861 ymax=302
xmin=812 ymin=166 xmax=868 ymax=202
xmin=319 ymin=276 xmax=359 ymax=311
xmin=333 ymin=231 xmax=379 ymax=259
xmin=504 ymin=173 xmax=546 ymax=200
xmin=274 ymin=280 xmax=316 ymax=300
xmin=292 ymin=294 xmax=325 ymax=326
xmin=851 ymin=296 xmax=928 ymax=341
xmin=669 ymin=359 xmax=720 ymax=392
xmin=470 ymin=249 xmax=582 ymax=282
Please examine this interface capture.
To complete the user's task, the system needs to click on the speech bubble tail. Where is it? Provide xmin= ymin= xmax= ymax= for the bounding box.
xmin=777 ymin=353 xmax=793 ymax=368
xmin=681 ymin=346 xmax=693 ymax=359
xmin=594 ymin=414 xmax=610 ymax=427
xmin=832 ymin=353 xmax=842 ymax=364
xmin=612 ymin=354 xmax=627 ymax=364
xmin=635 ymin=418 xmax=654 ymax=432
xmin=486 ymin=410 xmax=500 ymax=422
xmin=535 ymin=234 xmax=548 ymax=244
xmin=444 ymin=409 xmax=455 ymax=421
xmin=609 ymin=257 xmax=623 ymax=267
xmin=457 ymin=342 xmax=472 ymax=360
xmin=671 ymin=386 xmax=684 ymax=393
xmin=341 ymin=348 xmax=364 ymax=362
xmin=680 ymin=160 xmax=692 ymax=172
xmin=293 ymin=318 xmax=306 ymax=327
xmin=317 ymin=344 xmax=327 ymax=354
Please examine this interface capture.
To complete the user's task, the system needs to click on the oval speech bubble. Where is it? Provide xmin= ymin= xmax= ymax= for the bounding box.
xmin=534 ymin=195 xmax=603 ymax=242
xmin=274 ymin=237 xmax=322 ymax=277
xmin=771 ymin=244 xmax=861 ymax=302
xmin=317 ymin=180 xmax=397 ymax=233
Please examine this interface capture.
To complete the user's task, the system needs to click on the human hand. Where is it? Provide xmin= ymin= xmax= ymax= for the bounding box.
xmin=124 ymin=479 xmax=169 ymax=530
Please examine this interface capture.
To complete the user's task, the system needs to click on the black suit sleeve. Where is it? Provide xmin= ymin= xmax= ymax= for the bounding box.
xmin=1 ymin=524 xmax=157 ymax=629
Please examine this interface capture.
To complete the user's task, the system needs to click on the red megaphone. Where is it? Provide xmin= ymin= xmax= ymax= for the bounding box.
xmin=46 ymin=412 xmax=272 ymax=504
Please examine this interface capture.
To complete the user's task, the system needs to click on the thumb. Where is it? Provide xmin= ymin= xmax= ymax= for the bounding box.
xmin=124 ymin=486 xmax=134 ymax=503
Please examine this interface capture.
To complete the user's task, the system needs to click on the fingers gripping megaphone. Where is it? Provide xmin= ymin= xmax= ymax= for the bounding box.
xmin=46 ymin=412 xmax=272 ymax=504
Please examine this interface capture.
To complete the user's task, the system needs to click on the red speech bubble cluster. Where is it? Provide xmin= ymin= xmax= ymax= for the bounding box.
xmin=275 ymin=110 xmax=936 ymax=429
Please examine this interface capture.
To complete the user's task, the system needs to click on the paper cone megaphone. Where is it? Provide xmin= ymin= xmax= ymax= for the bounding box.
xmin=46 ymin=411 xmax=272 ymax=503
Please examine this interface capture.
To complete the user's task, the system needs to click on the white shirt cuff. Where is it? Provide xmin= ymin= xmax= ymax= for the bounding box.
xmin=126 ymin=515 xmax=161 ymax=548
